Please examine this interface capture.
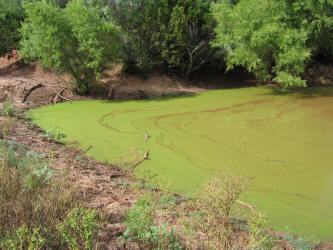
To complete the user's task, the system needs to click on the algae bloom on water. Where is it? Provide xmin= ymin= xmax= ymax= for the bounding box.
xmin=29 ymin=86 xmax=333 ymax=240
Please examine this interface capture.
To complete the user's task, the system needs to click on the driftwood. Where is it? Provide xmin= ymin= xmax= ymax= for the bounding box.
xmin=49 ymin=87 xmax=72 ymax=104
xmin=22 ymin=83 xmax=44 ymax=103
xmin=235 ymin=200 xmax=268 ymax=219
xmin=53 ymin=87 xmax=72 ymax=102
xmin=133 ymin=150 xmax=149 ymax=169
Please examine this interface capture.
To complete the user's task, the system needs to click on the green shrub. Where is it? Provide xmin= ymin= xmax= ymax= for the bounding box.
xmin=0 ymin=0 xmax=24 ymax=56
xmin=57 ymin=207 xmax=99 ymax=250
xmin=121 ymin=197 xmax=184 ymax=249
xmin=1 ymin=226 xmax=46 ymax=250
xmin=41 ymin=128 xmax=66 ymax=143
xmin=20 ymin=0 xmax=121 ymax=94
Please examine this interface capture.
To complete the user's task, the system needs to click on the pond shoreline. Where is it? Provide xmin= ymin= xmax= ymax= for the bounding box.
xmin=1 ymin=57 xmax=333 ymax=248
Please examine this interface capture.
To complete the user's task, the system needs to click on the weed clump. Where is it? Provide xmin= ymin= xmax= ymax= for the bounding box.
xmin=41 ymin=127 xmax=66 ymax=143
xmin=1 ymin=101 xmax=19 ymax=118
xmin=120 ymin=197 xmax=184 ymax=249
xmin=57 ymin=207 xmax=99 ymax=250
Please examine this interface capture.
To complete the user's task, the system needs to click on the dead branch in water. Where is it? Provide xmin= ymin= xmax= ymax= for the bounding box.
xmin=133 ymin=150 xmax=149 ymax=169
xmin=77 ymin=145 xmax=93 ymax=157
xmin=22 ymin=83 xmax=44 ymax=103
xmin=235 ymin=200 xmax=268 ymax=219
xmin=49 ymin=87 xmax=72 ymax=104
xmin=53 ymin=87 xmax=72 ymax=102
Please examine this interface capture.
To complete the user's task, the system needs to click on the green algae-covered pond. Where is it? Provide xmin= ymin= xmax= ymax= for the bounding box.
xmin=29 ymin=86 xmax=333 ymax=240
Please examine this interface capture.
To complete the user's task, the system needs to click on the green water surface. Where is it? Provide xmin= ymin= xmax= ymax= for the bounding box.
xmin=29 ymin=86 xmax=333 ymax=240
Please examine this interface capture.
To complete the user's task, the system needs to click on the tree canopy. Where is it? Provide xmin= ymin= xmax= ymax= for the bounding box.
xmin=20 ymin=0 xmax=120 ymax=94
xmin=0 ymin=0 xmax=333 ymax=90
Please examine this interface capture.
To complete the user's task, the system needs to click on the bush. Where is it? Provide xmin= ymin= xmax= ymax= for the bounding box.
xmin=1 ymin=226 xmax=46 ymax=250
xmin=211 ymin=0 xmax=333 ymax=88
xmin=1 ymin=101 xmax=19 ymax=118
xmin=178 ymin=172 xmax=249 ymax=249
xmin=20 ymin=0 xmax=120 ymax=94
xmin=121 ymin=197 xmax=184 ymax=249
xmin=110 ymin=0 xmax=214 ymax=76
xmin=0 ymin=0 xmax=24 ymax=56
xmin=57 ymin=207 xmax=99 ymax=250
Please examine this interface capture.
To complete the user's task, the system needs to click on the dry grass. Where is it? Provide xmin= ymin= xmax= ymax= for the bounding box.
xmin=177 ymin=172 xmax=251 ymax=249
xmin=0 ymin=118 xmax=98 ymax=249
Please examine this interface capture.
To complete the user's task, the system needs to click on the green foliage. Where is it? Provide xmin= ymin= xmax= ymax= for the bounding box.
xmin=211 ymin=0 xmax=311 ymax=87
xmin=0 ymin=0 xmax=24 ymax=56
xmin=121 ymin=197 xmax=184 ymax=248
xmin=111 ymin=0 xmax=214 ymax=76
xmin=212 ymin=0 xmax=333 ymax=87
xmin=44 ymin=0 xmax=70 ymax=8
xmin=20 ymin=0 xmax=120 ymax=94
xmin=0 ymin=141 xmax=52 ymax=190
xmin=122 ymin=198 xmax=155 ymax=242
xmin=1 ymin=226 xmax=46 ymax=250
xmin=41 ymin=128 xmax=66 ymax=143
xmin=287 ymin=0 xmax=333 ymax=56
xmin=246 ymin=214 xmax=269 ymax=249
xmin=57 ymin=207 xmax=99 ymax=250
xmin=1 ymin=101 xmax=19 ymax=118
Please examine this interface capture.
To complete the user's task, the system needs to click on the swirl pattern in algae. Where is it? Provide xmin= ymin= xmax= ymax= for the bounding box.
xmin=29 ymin=86 xmax=333 ymax=240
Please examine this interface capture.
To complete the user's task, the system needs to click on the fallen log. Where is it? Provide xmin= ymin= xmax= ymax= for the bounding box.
xmin=22 ymin=83 xmax=44 ymax=103
xmin=235 ymin=200 xmax=268 ymax=219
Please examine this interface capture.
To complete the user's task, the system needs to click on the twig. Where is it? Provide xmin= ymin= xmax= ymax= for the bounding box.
xmin=235 ymin=200 xmax=268 ymax=219
xmin=22 ymin=83 xmax=44 ymax=103
xmin=133 ymin=150 xmax=149 ymax=169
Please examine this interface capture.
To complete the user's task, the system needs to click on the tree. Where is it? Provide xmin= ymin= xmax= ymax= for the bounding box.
xmin=20 ymin=0 xmax=120 ymax=94
xmin=110 ymin=0 xmax=214 ymax=77
xmin=211 ymin=0 xmax=311 ymax=87
xmin=211 ymin=0 xmax=333 ymax=88
xmin=0 ymin=0 xmax=25 ymax=56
